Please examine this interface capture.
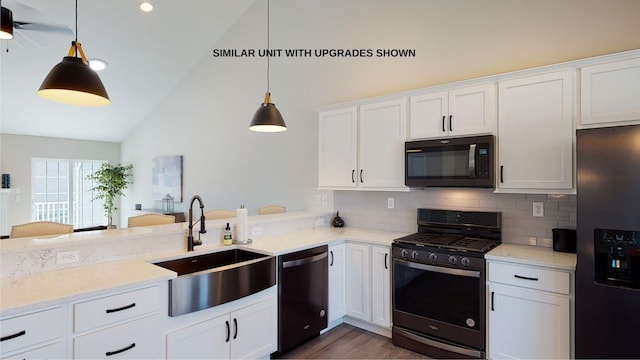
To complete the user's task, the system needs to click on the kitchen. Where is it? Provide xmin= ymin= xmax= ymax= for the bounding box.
xmin=2 ymin=0 xmax=640 ymax=359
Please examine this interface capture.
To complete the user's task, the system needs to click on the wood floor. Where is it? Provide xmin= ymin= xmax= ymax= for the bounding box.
xmin=277 ymin=323 xmax=429 ymax=359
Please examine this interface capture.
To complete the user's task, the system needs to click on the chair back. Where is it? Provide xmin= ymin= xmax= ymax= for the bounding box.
xmin=128 ymin=213 xmax=175 ymax=227
xmin=204 ymin=209 xmax=236 ymax=220
xmin=10 ymin=221 xmax=74 ymax=238
xmin=258 ymin=205 xmax=286 ymax=215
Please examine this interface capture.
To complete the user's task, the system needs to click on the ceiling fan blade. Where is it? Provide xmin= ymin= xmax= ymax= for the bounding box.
xmin=14 ymin=21 xmax=73 ymax=35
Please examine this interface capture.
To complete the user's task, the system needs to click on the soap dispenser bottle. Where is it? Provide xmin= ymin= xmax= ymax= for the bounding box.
xmin=223 ymin=223 xmax=233 ymax=245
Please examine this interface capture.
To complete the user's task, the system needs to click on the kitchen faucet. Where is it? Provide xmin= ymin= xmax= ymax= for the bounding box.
xmin=187 ymin=195 xmax=206 ymax=251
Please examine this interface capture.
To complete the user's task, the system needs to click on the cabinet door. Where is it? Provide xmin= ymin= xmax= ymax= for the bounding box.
xmin=488 ymin=283 xmax=570 ymax=360
xmin=328 ymin=243 xmax=346 ymax=323
xmin=345 ymin=243 xmax=371 ymax=322
xmin=498 ymin=70 xmax=574 ymax=191
xmin=166 ymin=315 xmax=230 ymax=360
xmin=318 ymin=107 xmax=358 ymax=188
xmin=370 ymin=246 xmax=391 ymax=329
xmin=449 ymin=83 xmax=496 ymax=136
xmin=229 ymin=297 xmax=277 ymax=360
xmin=581 ymin=57 xmax=640 ymax=126
xmin=410 ymin=91 xmax=448 ymax=139
xmin=359 ymin=98 xmax=407 ymax=189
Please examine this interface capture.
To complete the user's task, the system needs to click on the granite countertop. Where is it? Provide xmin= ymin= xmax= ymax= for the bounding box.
xmin=486 ymin=243 xmax=577 ymax=271
xmin=1 ymin=227 xmax=408 ymax=317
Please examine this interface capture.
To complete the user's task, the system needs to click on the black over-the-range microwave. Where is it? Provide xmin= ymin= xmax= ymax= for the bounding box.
xmin=405 ymin=135 xmax=495 ymax=188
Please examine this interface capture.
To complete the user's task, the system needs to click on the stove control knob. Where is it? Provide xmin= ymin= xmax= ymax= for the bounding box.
xmin=448 ymin=256 xmax=458 ymax=265
xmin=401 ymin=249 xmax=409 ymax=258
xmin=411 ymin=251 xmax=419 ymax=259
xmin=461 ymin=257 xmax=471 ymax=267
xmin=428 ymin=253 xmax=438 ymax=262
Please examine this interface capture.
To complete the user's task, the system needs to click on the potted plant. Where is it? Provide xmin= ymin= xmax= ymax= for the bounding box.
xmin=87 ymin=163 xmax=133 ymax=228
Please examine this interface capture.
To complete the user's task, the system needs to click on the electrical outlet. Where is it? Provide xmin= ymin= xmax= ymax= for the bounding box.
xmin=532 ymin=202 xmax=544 ymax=217
xmin=315 ymin=195 xmax=321 ymax=205
xmin=251 ymin=226 xmax=263 ymax=237
xmin=540 ymin=238 xmax=553 ymax=247
xmin=387 ymin=197 xmax=395 ymax=209
xmin=315 ymin=217 xmax=325 ymax=226
xmin=528 ymin=237 xmax=537 ymax=246
xmin=57 ymin=251 xmax=79 ymax=264
xmin=321 ymin=195 xmax=328 ymax=206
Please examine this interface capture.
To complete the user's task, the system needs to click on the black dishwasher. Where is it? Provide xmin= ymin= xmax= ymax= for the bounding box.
xmin=277 ymin=245 xmax=328 ymax=354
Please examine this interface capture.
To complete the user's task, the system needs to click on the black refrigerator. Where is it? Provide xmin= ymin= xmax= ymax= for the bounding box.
xmin=576 ymin=125 xmax=640 ymax=359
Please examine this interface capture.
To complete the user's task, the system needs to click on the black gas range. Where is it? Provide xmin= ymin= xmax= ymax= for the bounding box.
xmin=392 ymin=209 xmax=501 ymax=359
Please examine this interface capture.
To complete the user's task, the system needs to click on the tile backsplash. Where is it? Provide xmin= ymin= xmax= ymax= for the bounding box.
xmin=334 ymin=189 xmax=576 ymax=246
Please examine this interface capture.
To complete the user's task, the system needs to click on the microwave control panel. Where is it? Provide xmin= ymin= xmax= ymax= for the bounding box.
xmin=477 ymin=147 xmax=490 ymax=178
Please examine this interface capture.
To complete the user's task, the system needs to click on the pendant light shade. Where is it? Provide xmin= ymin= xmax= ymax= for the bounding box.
xmin=250 ymin=0 xmax=286 ymax=132
xmin=37 ymin=0 xmax=110 ymax=106
xmin=250 ymin=93 xmax=286 ymax=132
xmin=0 ymin=6 xmax=13 ymax=40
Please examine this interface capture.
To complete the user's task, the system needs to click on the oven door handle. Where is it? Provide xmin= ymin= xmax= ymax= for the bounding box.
xmin=394 ymin=258 xmax=480 ymax=278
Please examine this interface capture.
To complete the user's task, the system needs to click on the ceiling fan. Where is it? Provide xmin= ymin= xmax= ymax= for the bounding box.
xmin=2 ymin=0 xmax=72 ymax=48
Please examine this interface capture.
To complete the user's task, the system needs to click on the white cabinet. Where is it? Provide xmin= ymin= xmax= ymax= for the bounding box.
xmin=328 ymin=243 xmax=346 ymax=324
xmin=0 ymin=307 xmax=64 ymax=358
xmin=165 ymin=295 xmax=276 ymax=360
xmin=345 ymin=243 xmax=392 ymax=331
xmin=409 ymin=83 xmax=496 ymax=139
xmin=71 ymin=285 xmax=162 ymax=359
xmin=370 ymin=246 xmax=391 ymax=329
xmin=497 ymin=70 xmax=574 ymax=193
xmin=318 ymin=98 xmax=407 ymax=191
xmin=581 ymin=57 xmax=640 ymax=127
xmin=487 ymin=261 xmax=572 ymax=360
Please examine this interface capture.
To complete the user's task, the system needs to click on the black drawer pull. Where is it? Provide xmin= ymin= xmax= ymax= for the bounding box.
xmin=384 ymin=253 xmax=388 ymax=269
xmin=442 ymin=115 xmax=445 ymax=132
xmin=1 ymin=330 xmax=26 ymax=342
xmin=360 ymin=169 xmax=364 ymax=183
xmin=105 ymin=303 xmax=136 ymax=313
xmin=500 ymin=165 xmax=504 ymax=183
xmin=491 ymin=291 xmax=495 ymax=311
xmin=330 ymin=250 xmax=334 ymax=267
xmin=225 ymin=320 xmax=230 ymax=342
xmin=449 ymin=115 xmax=453 ymax=132
xmin=351 ymin=169 xmax=355 ymax=183
xmin=233 ymin=318 xmax=238 ymax=339
xmin=514 ymin=274 xmax=539 ymax=281
xmin=106 ymin=343 xmax=136 ymax=356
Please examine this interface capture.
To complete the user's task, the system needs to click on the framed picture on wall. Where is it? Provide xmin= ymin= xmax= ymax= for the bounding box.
xmin=152 ymin=155 xmax=183 ymax=202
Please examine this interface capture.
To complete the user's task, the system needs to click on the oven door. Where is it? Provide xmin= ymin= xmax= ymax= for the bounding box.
xmin=392 ymin=257 xmax=485 ymax=350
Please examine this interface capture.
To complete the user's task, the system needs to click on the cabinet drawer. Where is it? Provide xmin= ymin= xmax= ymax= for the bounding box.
xmin=73 ymin=314 xmax=161 ymax=359
xmin=488 ymin=262 xmax=570 ymax=295
xmin=2 ymin=341 xmax=64 ymax=359
xmin=74 ymin=285 xmax=160 ymax=333
xmin=0 ymin=307 xmax=63 ymax=355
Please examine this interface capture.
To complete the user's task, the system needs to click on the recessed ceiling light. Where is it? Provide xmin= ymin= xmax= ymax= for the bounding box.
xmin=140 ymin=2 xmax=153 ymax=12
xmin=89 ymin=59 xmax=107 ymax=71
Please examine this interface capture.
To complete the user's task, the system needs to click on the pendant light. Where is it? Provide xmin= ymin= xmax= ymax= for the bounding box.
xmin=249 ymin=0 xmax=286 ymax=132
xmin=38 ymin=0 xmax=110 ymax=106
xmin=0 ymin=5 xmax=13 ymax=40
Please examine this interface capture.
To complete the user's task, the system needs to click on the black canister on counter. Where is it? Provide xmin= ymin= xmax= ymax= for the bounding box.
xmin=332 ymin=211 xmax=345 ymax=227
xmin=552 ymin=228 xmax=576 ymax=253
xmin=1 ymin=174 xmax=9 ymax=189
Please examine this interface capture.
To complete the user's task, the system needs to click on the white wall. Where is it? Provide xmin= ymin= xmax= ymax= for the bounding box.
xmin=119 ymin=0 xmax=640 ymax=226
xmin=0 ymin=134 xmax=120 ymax=232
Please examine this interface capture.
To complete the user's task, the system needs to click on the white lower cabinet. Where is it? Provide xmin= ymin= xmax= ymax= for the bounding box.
xmin=328 ymin=243 xmax=346 ymax=324
xmin=0 ymin=307 xmax=64 ymax=359
xmin=165 ymin=295 xmax=277 ymax=360
xmin=345 ymin=243 xmax=391 ymax=332
xmin=487 ymin=261 xmax=572 ymax=360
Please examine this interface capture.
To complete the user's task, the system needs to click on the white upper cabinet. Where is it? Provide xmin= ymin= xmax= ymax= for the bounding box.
xmin=580 ymin=57 xmax=640 ymax=127
xmin=318 ymin=98 xmax=408 ymax=191
xmin=410 ymin=83 xmax=496 ymax=139
xmin=497 ymin=70 xmax=574 ymax=193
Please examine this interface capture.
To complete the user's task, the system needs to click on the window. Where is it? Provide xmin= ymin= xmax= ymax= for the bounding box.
xmin=32 ymin=159 xmax=107 ymax=228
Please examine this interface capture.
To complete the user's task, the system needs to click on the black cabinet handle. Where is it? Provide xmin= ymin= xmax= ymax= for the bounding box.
xmin=514 ymin=274 xmax=539 ymax=281
xmin=106 ymin=343 xmax=136 ymax=356
xmin=491 ymin=291 xmax=495 ymax=311
xmin=1 ymin=330 xmax=26 ymax=342
xmin=106 ymin=303 xmax=136 ymax=313
xmin=225 ymin=320 xmax=230 ymax=342
xmin=384 ymin=253 xmax=388 ymax=269
xmin=330 ymin=250 xmax=334 ymax=267
xmin=233 ymin=318 xmax=238 ymax=339
xmin=351 ymin=169 xmax=355 ymax=183
xmin=360 ymin=169 xmax=364 ymax=183
xmin=500 ymin=166 xmax=504 ymax=183
xmin=442 ymin=115 xmax=446 ymax=132
xmin=449 ymin=115 xmax=453 ymax=132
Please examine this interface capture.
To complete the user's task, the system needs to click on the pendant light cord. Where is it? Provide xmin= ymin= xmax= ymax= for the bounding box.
xmin=266 ymin=0 xmax=270 ymax=94
xmin=74 ymin=0 xmax=78 ymax=56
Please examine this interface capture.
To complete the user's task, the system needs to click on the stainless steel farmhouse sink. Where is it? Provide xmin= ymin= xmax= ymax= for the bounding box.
xmin=153 ymin=249 xmax=276 ymax=316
